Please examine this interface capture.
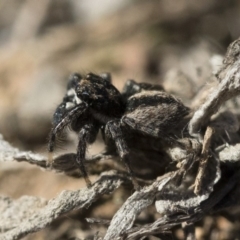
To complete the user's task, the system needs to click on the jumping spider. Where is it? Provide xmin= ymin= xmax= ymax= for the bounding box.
xmin=48 ymin=73 xmax=189 ymax=189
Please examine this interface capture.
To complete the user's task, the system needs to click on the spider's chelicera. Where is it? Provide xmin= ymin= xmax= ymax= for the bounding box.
xmin=48 ymin=73 xmax=189 ymax=189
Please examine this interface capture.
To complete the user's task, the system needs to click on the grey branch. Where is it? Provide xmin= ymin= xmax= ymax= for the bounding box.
xmin=0 ymin=171 xmax=127 ymax=240
xmin=104 ymin=173 xmax=173 ymax=240
xmin=0 ymin=134 xmax=45 ymax=164
xmin=124 ymin=169 xmax=240 ymax=239
xmin=189 ymin=38 xmax=240 ymax=138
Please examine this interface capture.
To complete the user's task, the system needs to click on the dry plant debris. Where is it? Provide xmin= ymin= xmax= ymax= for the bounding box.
xmin=1 ymin=38 xmax=240 ymax=240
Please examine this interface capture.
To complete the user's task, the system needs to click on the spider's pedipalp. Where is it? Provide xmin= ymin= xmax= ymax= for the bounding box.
xmin=48 ymin=102 xmax=88 ymax=163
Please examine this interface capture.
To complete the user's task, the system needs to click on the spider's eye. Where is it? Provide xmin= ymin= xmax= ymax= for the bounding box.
xmin=82 ymin=92 xmax=89 ymax=96
xmin=77 ymin=90 xmax=90 ymax=102
xmin=67 ymin=73 xmax=82 ymax=90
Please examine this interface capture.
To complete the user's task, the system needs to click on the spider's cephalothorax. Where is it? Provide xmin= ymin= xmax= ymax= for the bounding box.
xmin=48 ymin=73 xmax=189 ymax=189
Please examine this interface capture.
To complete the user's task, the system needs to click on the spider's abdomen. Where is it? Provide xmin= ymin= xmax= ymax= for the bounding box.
xmin=124 ymin=91 xmax=189 ymax=137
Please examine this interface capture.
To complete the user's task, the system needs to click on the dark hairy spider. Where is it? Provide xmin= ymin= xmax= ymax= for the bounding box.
xmin=48 ymin=73 xmax=189 ymax=189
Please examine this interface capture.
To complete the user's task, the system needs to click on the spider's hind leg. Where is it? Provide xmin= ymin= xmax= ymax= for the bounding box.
xmin=105 ymin=120 xmax=140 ymax=190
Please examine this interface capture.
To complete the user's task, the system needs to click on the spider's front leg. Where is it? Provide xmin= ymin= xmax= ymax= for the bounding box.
xmin=105 ymin=120 xmax=140 ymax=190
xmin=76 ymin=123 xmax=99 ymax=188
xmin=48 ymin=103 xmax=88 ymax=165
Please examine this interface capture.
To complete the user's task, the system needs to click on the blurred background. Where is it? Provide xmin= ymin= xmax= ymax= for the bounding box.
xmin=0 ymin=0 xmax=240 ymax=239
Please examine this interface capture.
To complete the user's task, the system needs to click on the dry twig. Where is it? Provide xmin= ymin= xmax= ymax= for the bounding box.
xmin=189 ymin=38 xmax=240 ymax=138
xmin=0 ymin=170 xmax=128 ymax=240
